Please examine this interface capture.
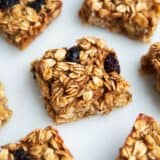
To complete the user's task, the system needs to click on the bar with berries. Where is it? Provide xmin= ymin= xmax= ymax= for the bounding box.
xmin=0 ymin=0 xmax=62 ymax=49
xmin=0 ymin=126 xmax=74 ymax=160
xmin=31 ymin=37 xmax=132 ymax=124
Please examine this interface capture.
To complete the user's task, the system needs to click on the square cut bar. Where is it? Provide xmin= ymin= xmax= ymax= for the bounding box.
xmin=0 ymin=0 xmax=62 ymax=49
xmin=0 ymin=83 xmax=12 ymax=126
xmin=79 ymin=0 xmax=160 ymax=42
xmin=0 ymin=126 xmax=74 ymax=160
xmin=141 ymin=42 xmax=160 ymax=92
xmin=117 ymin=114 xmax=160 ymax=160
xmin=31 ymin=37 xmax=132 ymax=124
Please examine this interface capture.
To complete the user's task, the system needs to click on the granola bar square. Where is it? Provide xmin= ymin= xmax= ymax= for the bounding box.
xmin=141 ymin=42 xmax=160 ymax=92
xmin=117 ymin=114 xmax=160 ymax=160
xmin=0 ymin=83 xmax=12 ymax=126
xmin=79 ymin=0 xmax=160 ymax=42
xmin=0 ymin=0 xmax=62 ymax=49
xmin=0 ymin=126 xmax=74 ymax=160
xmin=31 ymin=37 xmax=132 ymax=124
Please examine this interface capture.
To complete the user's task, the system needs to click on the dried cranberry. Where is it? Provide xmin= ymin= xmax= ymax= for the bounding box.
xmin=27 ymin=0 xmax=45 ymax=12
xmin=13 ymin=149 xmax=32 ymax=160
xmin=0 ymin=0 xmax=19 ymax=9
xmin=66 ymin=46 xmax=81 ymax=63
xmin=104 ymin=54 xmax=120 ymax=73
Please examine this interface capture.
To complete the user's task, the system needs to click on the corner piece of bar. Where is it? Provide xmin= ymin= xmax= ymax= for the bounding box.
xmin=31 ymin=37 xmax=132 ymax=124
xmin=79 ymin=0 xmax=160 ymax=42
xmin=0 ymin=0 xmax=62 ymax=49
xmin=0 ymin=82 xmax=12 ymax=126
xmin=0 ymin=126 xmax=74 ymax=160
xmin=117 ymin=113 xmax=160 ymax=160
xmin=141 ymin=42 xmax=160 ymax=92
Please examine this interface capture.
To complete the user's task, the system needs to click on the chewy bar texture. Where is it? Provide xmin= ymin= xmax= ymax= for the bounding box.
xmin=31 ymin=37 xmax=132 ymax=124
xmin=79 ymin=0 xmax=160 ymax=41
xmin=141 ymin=42 xmax=160 ymax=92
xmin=117 ymin=114 xmax=160 ymax=160
xmin=0 ymin=126 xmax=74 ymax=160
xmin=0 ymin=0 xmax=62 ymax=49
xmin=0 ymin=83 xmax=12 ymax=126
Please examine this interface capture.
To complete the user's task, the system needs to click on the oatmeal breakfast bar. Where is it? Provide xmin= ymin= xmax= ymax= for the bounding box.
xmin=0 ymin=83 xmax=12 ymax=126
xmin=0 ymin=0 xmax=62 ymax=49
xmin=141 ymin=42 xmax=160 ymax=92
xmin=0 ymin=126 xmax=74 ymax=160
xmin=31 ymin=37 xmax=132 ymax=124
xmin=117 ymin=113 xmax=160 ymax=160
xmin=79 ymin=0 xmax=160 ymax=41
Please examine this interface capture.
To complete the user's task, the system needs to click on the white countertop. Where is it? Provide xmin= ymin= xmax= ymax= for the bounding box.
xmin=0 ymin=0 xmax=159 ymax=159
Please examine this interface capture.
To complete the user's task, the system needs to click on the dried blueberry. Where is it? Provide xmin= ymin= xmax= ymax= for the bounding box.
xmin=27 ymin=0 xmax=45 ymax=12
xmin=66 ymin=46 xmax=81 ymax=63
xmin=104 ymin=54 xmax=120 ymax=73
xmin=0 ymin=0 xmax=19 ymax=9
xmin=13 ymin=149 xmax=32 ymax=160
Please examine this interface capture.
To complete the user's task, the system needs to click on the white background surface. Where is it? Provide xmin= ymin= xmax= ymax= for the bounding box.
xmin=0 ymin=1 xmax=160 ymax=159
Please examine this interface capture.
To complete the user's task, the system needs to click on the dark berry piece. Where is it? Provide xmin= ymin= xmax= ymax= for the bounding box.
xmin=13 ymin=148 xmax=32 ymax=160
xmin=104 ymin=54 xmax=120 ymax=74
xmin=0 ymin=0 xmax=19 ymax=9
xmin=27 ymin=0 xmax=45 ymax=12
xmin=66 ymin=46 xmax=81 ymax=63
